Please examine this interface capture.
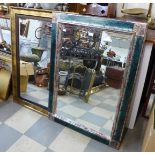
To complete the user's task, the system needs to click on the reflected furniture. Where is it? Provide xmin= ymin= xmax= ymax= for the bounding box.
xmin=0 ymin=64 xmax=11 ymax=100
xmin=105 ymin=66 xmax=124 ymax=89
xmin=20 ymin=61 xmax=34 ymax=92
xmin=35 ymin=67 xmax=49 ymax=87
xmin=31 ymin=47 xmax=45 ymax=66
xmin=102 ymin=57 xmax=123 ymax=67
xmin=66 ymin=64 xmax=96 ymax=102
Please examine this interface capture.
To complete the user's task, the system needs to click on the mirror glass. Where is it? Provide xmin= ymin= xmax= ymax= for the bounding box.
xmin=55 ymin=23 xmax=133 ymax=139
xmin=145 ymin=93 xmax=155 ymax=117
xmin=0 ymin=28 xmax=11 ymax=54
xmin=18 ymin=16 xmax=52 ymax=108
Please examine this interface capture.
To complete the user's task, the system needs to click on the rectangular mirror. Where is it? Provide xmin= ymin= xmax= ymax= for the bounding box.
xmin=56 ymin=24 xmax=133 ymax=139
xmin=49 ymin=13 xmax=147 ymax=148
xmin=11 ymin=7 xmax=53 ymax=115
xmin=19 ymin=17 xmax=51 ymax=108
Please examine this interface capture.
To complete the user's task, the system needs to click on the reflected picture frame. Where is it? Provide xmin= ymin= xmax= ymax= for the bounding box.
xmin=11 ymin=7 xmax=53 ymax=116
xmin=49 ymin=13 xmax=147 ymax=149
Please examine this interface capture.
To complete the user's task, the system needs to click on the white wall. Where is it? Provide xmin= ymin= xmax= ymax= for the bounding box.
xmin=127 ymin=43 xmax=153 ymax=129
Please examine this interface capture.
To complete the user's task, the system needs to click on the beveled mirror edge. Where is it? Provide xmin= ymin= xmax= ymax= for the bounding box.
xmin=49 ymin=13 xmax=147 ymax=149
xmin=10 ymin=7 xmax=53 ymax=115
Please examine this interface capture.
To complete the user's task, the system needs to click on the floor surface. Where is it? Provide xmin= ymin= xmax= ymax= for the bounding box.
xmin=21 ymin=84 xmax=120 ymax=138
xmin=0 ymin=97 xmax=147 ymax=152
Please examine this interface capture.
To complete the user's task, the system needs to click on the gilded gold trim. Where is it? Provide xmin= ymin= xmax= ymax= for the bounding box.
xmin=90 ymin=84 xmax=108 ymax=95
xmin=13 ymin=97 xmax=48 ymax=116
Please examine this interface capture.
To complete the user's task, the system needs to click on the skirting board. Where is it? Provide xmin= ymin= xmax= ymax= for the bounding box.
xmin=127 ymin=42 xmax=153 ymax=129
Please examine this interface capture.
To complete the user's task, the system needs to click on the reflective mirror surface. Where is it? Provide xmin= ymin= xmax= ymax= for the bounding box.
xmin=18 ymin=17 xmax=52 ymax=108
xmin=145 ymin=93 xmax=155 ymax=117
xmin=0 ymin=28 xmax=11 ymax=54
xmin=55 ymin=23 xmax=133 ymax=139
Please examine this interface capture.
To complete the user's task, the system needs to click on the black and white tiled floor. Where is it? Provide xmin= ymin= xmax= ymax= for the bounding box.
xmin=0 ymin=97 xmax=147 ymax=152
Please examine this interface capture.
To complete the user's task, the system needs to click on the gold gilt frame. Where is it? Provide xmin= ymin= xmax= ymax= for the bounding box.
xmin=11 ymin=7 xmax=53 ymax=116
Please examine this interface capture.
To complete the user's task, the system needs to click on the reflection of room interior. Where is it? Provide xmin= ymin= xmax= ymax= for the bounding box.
xmin=19 ymin=18 xmax=51 ymax=108
xmin=56 ymin=26 xmax=130 ymax=138
xmin=0 ymin=16 xmax=12 ymax=100
xmin=0 ymin=29 xmax=11 ymax=54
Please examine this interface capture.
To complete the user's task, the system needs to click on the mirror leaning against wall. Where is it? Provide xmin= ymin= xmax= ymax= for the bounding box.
xmin=11 ymin=7 xmax=53 ymax=114
xmin=49 ymin=13 xmax=147 ymax=148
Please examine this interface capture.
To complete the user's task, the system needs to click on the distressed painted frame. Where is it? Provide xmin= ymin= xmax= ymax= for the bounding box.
xmin=49 ymin=13 xmax=147 ymax=149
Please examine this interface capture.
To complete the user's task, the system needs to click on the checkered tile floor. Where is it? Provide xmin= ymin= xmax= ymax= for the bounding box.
xmin=21 ymin=84 xmax=119 ymax=138
xmin=21 ymin=84 xmax=49 ymax=107
xmin=0 ymin=97 xmax=147 ymax=152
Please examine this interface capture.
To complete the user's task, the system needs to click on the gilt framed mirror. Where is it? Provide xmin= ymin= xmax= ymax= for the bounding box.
xmin=49 ymin=13 xmax=147 ymax=148
xmin=11 ymin=7 xmax=53 ymax=115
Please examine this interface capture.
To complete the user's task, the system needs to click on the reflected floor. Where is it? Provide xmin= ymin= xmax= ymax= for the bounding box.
xmin=21 ymin=84 xmax=49 ymax=108
xmin=21 ymin=84 xmax=120 ymax=138
xmin=57 ymin=87 xmax=120 ymax=138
